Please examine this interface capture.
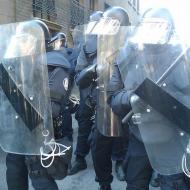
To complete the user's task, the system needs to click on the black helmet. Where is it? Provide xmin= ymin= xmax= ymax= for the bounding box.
xmin=103 ymin=6 xmax=130 ymax=26
xmin=57 ymin=32 xmax=66 ymax=41
xmin=143 ymin=8 xmax=174 ymax=28
xmin=49 ymin=32 xmax=67 ymax=47
xmin=90 ymin=11 xmax=103 ymax=22
xmin=32 ymin=19 xmax=52 ymax=51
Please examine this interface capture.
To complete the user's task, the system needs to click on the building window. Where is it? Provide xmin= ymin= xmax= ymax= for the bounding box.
xmin=128 ymin=0 xmax=132 ymax=6
xmin=128 ymin=0 xmax=139 ymax=13
xmin=70 ymin=0 xmax=87 ymax=28
xmin=136 ymin=0 xmax=140 ymax=13
xmin=133 ymin=0 xmax=136 ymax=7
xmin=90 ymin=0 xmax=95 ymax=11
xmin=104 ymin=3 xmax=111 ymax=10
xmin=33 ymin=0 xmax=57 ymax=21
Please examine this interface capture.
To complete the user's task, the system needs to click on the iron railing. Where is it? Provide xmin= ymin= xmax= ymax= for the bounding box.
xmin=128 ymin=0 xmax=140 ymax=14
xmin=70 ymin=0 xmax=91 ymax=28
xmin=15 ymin=0 xmax=90 ymax=31
xmin=32 ymin=0 xmax=57 ymax=22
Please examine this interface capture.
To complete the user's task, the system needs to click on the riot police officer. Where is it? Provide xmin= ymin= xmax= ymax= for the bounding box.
xmin=68 ymin=11 xmax=103 ymax=175
xmin=49 ymin=31 xmax=80 ymax=142
xmin=4 ymin=19 xmax=52 ymax=190
xmin=23 ymin=20 xmax=73 ymax=190
xmin=107 ymin=7 xmax=190 ymax=190
xmin=4 ymin=19 xmax=54 ymax=190
xmin=90 ymin=7 xmax=130 ymax=190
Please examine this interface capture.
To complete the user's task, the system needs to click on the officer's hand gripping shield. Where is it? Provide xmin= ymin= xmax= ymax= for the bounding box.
xmin=0 ymin=21 xmax=54 ymax=155
xmin=120 ymin=19 xmax=190 ymax=175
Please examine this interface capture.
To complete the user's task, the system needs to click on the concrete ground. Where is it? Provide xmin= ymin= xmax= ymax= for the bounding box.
xmin=0 ymin=118 xmax=159 ymax=190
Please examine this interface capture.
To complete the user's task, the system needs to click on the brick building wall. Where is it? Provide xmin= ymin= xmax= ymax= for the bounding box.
xmin=0 ymin=0 xmax=16 ymax=24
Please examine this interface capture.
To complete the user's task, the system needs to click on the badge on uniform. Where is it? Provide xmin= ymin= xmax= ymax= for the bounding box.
xmin=63 ymin=77 xmax=69 ymax=91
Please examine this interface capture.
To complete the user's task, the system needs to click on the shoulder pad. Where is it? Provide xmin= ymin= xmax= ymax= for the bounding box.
xmin=47 ymin=50 xmax=71 ymax=70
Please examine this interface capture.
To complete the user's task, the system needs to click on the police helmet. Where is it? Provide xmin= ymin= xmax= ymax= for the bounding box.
xmin=90 ymin=11 xmax=103 ymax=22
xmin=143 ymin=8 xmax=174 ymax=28
xmin=50 ymin=32 xmax=67 ymax=47
xmin=103 ymin=6 xmax=130 ymax=26
xmin=57 ymin=32 xmax=67 ymax=41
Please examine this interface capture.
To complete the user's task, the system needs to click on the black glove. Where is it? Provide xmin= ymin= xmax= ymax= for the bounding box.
xmin=66 ymin=96 xmax=80 ymax=114
xmin=0 ymin=63 xmax=2 ymax=86
xmin=75 ymin=63 xmax=97 ymax=89
xmin=130 ymin=94 xmax=147 ymax=113
xmin=89 ymin=85 xmax=97 ymax=107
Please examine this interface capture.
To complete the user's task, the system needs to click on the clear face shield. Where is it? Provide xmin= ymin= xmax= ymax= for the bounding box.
xmin=0 ymin=21 xmax=54 ymax=155
xmin=85 ymin=17 xmax=120 ymax=36
xmin=83 ymin=17 xmax=121 ymax=54
xmin=130 ymin=18 xmax=172 ymax=45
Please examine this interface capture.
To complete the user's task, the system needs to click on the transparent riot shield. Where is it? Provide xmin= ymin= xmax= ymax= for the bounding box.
xmin=119 ymin=19 xmax=190 ymax=174
xmin=0 ymin=21 xmax=54 ymax=155
xmin=72 ymin=18 xmax=123 ymax=137
xmin=72 ymin=24 xmax=86 ymax=48
xmin=96 ymin=25 xmax=130 ymax=137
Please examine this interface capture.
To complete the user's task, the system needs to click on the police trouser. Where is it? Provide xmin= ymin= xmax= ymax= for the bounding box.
xmin=91 ymin=128 xmax=128 ymax=186
xmin=61 ymin=109 xmax=73 ymax=141
xmin=6 ymin=153 xmax=28 ymax=190
xmin=25 ymin=156 xmax=58 ymax=190
xmin=123 ymin=133 xmax=153 ymax=190
xmin=75 ymin=100 xmax=95 ymax=158
xmin=124 ymin=133 xmax=189 ymax=190
xmin=159 ymin=174 xmax=189 ymax=190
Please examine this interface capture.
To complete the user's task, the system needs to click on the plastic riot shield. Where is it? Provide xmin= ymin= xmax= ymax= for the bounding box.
xmin=119 ymin=18 xmax=190 ymax=175
xmin=96 ymin=24 xmax=130 ymax=137
xmin=0 ymin=21 xmax=54 ymax=155
xmin=72 ymin=24 xmax=86 ymax=48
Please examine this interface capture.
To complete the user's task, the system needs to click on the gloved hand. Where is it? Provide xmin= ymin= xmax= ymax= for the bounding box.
xmin=66 ymin=96 xmax=80 ymax=114
xmin=75 ymin=63 xmax=97 ymax=89
xmin=87 ymin=85 xmax=97 ymax=108
xmin=130 ymin=94 xmax=146 ymax=113
xmin=0 ymin=63 xmax=2 ymax=86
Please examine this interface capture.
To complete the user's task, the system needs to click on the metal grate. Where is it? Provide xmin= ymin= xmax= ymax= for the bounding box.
xmin=15 ymin=0 xmax=90 ymax=31
xmin=128 ymin=0 xmax=140 ymax=14
xmin=32 ymin=0 xmax=57 ymax=21
xmin=70 ymin=0 xmax=90 ymax=28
